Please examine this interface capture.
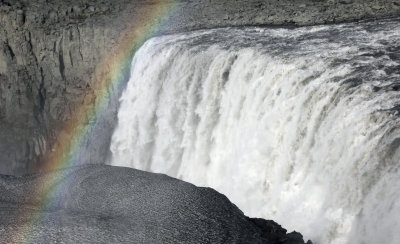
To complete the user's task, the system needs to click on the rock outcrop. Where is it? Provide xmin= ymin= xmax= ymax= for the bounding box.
xmin=1 ymin=0 xmax=400 ymax=175
xmin=0 ymin=164 xmax=311 ymax=243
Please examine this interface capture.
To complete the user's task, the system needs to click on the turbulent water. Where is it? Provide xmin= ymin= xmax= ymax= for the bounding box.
xmin=110 ymin=18 xmax=400 ymax=243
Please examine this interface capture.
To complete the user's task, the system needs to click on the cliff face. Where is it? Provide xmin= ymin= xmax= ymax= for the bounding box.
xmin=1 ymin=0 xmax=399 ymax=175
xmin=0 ymin=0 xmax=136 ymax=174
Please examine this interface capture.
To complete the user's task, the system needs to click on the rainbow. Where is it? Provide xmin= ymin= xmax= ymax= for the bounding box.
xmin=13 ymin=1 xmax=181 ymax=242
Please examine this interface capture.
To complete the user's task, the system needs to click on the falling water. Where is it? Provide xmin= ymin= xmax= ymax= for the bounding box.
xmin=110 ymin=18 xmax=400 ymax=243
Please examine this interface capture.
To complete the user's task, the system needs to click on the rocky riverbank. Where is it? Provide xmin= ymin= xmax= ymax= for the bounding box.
xmin=1 ymin=0 xmax=399 ymax=175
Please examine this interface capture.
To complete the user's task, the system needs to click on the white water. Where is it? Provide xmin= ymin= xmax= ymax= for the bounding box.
xmin=110 ymin=18 xmax=400 ymax=243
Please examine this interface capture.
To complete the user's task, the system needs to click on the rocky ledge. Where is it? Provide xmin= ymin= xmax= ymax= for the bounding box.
xmin=0 ymin=164 xmax=311 ymax=243
xmin=1 ymin=0 xmax=400 ymax=175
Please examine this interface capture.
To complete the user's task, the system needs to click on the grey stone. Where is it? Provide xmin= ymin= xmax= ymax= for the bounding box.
xmin=339 ymin=0 xmax=353 ymax=4
xmin=0 ymin=164 xmax=311 ymax=243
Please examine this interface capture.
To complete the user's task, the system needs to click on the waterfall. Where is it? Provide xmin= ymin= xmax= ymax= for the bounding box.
xmin=110 ymin=18 xmax=400 ymax=244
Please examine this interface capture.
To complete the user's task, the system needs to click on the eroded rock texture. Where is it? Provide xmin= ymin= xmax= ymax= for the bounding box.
xmin=0 ymin=0 xmax=400 ymax=175
xmin=0 ymin=0 xmax=150 ymax=175
xmin=0 ymin=165 xmax=311 ymax=243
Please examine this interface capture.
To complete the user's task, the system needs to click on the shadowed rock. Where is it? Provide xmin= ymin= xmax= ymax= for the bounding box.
xmin=0 ymin=164 xmax=311 ymax=243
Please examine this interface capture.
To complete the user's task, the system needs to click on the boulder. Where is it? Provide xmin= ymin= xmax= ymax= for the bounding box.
xmin=0 ymin=164 xmax=311 ymax=243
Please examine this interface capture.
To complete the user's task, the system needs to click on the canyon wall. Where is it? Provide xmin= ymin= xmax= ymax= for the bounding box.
xmin=1 ymin=0 xmax=399 ymax=175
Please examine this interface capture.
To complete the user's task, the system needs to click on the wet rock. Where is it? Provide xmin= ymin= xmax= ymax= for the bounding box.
xmin=0 ymin=165 xmax=311 ymax=243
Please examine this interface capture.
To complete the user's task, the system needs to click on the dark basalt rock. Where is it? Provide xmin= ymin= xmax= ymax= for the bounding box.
xmin=0 ymin=164 xmax=311 ymax=243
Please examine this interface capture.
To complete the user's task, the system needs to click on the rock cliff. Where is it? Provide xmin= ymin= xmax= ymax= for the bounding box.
xmin=1 ymin=0 xmax=399 ymax=175
xmin=0 ymin=164 xmax=311 ymax=243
